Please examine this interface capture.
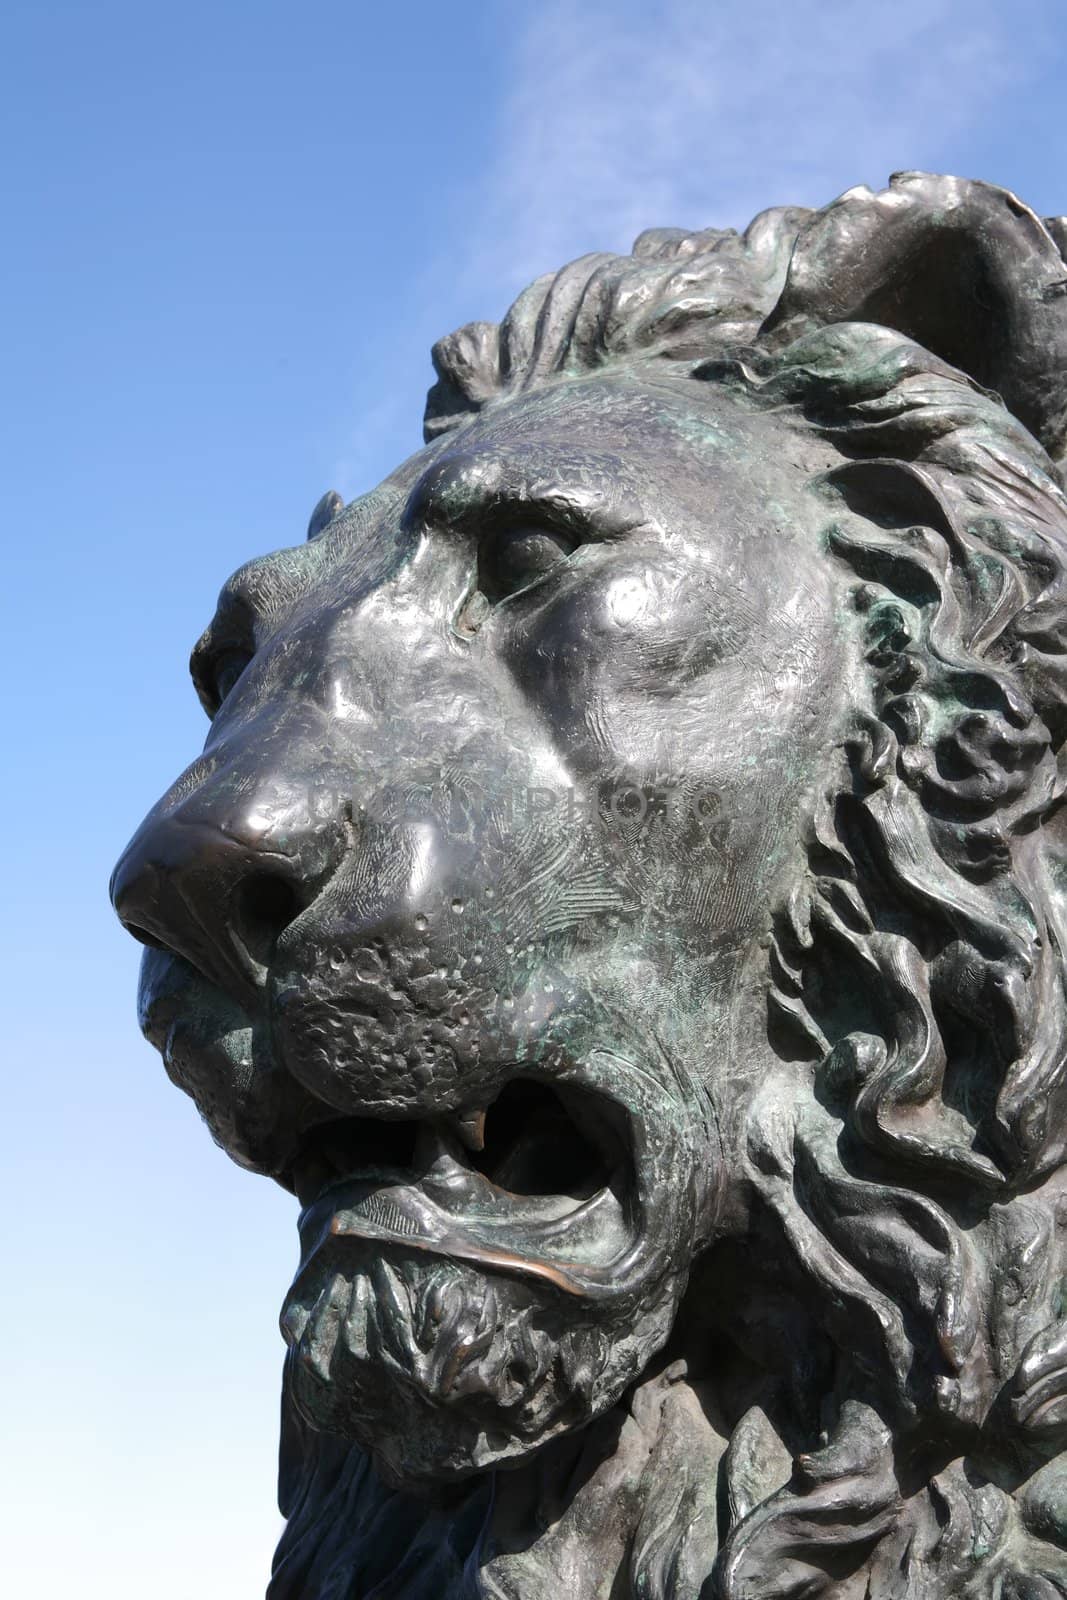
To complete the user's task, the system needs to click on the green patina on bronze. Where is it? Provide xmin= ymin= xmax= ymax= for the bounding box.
xmin=113 ymin=174 xmax=1067 ymax=1598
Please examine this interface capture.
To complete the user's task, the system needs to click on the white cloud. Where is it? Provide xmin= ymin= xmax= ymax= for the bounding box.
xmin=469 ymin=0 xmax=1055 ymax=298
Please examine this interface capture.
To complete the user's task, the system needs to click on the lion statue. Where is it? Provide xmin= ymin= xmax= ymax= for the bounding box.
xmin=112 ymin=173 xmax=1067 ymax=1598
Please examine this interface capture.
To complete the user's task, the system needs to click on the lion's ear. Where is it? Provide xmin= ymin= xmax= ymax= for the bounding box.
xmin=761 ymin=172 xmax=1067 ymax=463
xmin=307 ymin=489 xmax=344 ymax=541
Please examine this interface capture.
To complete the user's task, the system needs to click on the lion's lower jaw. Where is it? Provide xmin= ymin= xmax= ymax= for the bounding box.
xmin=270 ymin=1361 xmax=727 ymax=1600
xmin=281 ymin=1250 xmax=682 ymax=1482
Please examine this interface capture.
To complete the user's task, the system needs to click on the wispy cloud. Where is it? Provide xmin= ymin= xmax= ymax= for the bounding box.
xmin=340 ymin=0 xmax=1057 ymax=491
xmin=469 ymin=0 xmax=1055 ymax=299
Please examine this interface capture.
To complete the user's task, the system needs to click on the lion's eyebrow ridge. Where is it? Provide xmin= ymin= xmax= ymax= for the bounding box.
xmin=403 ymin=444 xmax=655 ymax=543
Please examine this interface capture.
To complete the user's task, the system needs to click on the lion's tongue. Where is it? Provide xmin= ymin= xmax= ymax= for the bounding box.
xmin=296 ymin=1148 xmax=631 ymax=1297
xmin=296 ymin=1174 xmax=584 ymax=1293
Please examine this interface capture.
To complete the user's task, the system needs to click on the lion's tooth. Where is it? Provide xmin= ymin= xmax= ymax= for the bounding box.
xmin=454 ymin=1109 xmax=487 ymax=1153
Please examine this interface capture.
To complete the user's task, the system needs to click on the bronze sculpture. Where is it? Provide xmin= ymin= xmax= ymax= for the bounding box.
xmin=112 ymin=173 xmax=1067 ymax=1596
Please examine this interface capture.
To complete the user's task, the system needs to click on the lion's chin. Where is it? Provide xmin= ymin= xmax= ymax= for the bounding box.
xmin=281 ymin=1247 xmax=678 ymax=1484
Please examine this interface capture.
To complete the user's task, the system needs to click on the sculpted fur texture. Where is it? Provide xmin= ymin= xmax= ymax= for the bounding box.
xmin=113 ymin=173 xmax=1067 ymax=1597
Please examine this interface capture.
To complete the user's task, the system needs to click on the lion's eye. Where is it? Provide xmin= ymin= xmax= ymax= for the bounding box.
xmin=479 ymin=525 xmax=577 ymax=603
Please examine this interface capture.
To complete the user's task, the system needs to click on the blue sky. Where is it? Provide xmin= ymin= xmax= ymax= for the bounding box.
xmin=3 ymin=1 xmax=1065 ymax=1592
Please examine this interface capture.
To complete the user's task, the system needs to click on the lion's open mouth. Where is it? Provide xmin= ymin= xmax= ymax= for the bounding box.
xmin=284 ymin=1076 xmax=637 ymax=1296
xmin=288 ymin=1079 xmax=622 ymax=1206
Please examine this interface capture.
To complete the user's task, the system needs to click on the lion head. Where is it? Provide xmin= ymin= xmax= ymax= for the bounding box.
xmin=112 ymin=173 xmax=1067 ymax=1598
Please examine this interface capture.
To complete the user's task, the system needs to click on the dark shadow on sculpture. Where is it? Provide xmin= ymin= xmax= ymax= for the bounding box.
xmin=112 ymin=173 xmax=1067 ymax=1597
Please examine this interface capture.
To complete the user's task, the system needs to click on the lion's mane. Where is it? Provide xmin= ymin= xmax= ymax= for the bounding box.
xmin=416 ymin=174 xmax=1067 ymax=1597
xmin=707 ymin=328 xmax=1067 ymax=1598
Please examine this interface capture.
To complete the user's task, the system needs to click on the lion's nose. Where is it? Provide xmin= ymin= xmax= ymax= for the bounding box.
xmin=110 ymin=760 xmax=349 ymax=1009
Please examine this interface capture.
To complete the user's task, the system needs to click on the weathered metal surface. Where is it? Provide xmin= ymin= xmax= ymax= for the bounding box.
xmin=113 ymin=173 xmax=1067 ymax=1597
